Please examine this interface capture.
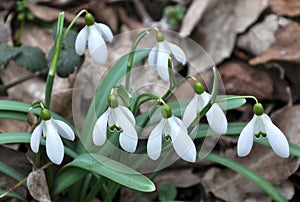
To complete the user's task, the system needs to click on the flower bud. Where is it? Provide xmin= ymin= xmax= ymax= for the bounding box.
xmin=194 ymin=81 xmax=204 ymax=95
xmin=108 ymin=94 xmax=118 ymax=109
xmin=161 ymin=104 xmax=172 ymax=119
xmin=156 ymin=32 xmax=164 ymax=42
xmin=85 ymin=12 xmax=95 ymax=26
xmin=41 ymin=108 xmax=51 ymax=121
xmin=253 ymin=103 xmax=264 ymax=116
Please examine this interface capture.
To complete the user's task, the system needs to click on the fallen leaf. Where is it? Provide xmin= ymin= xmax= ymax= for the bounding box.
xmin=154 ymin=169 xmax=201 ymax=188
xmin=190 ymin=0 xmax=268 ymax=74
xmin=20 ymin=23 xmax=53 ymax=56
xmin=250 ymin=23 xmax=300 ymax=65
xmin=237 ymin=14 xmax=291 ymax=56
xmin=0 ymin=61 xmax=45 ymax=103
xmin=27 ymin=170 xmax=51 ymax=202
xmin=179 ymin=0 xmax=212 ymax=37
xmin=269 ymin=0 xmax=300 ymax=17
xmin=218 ymin=60 xmax=290 ymax=102
xmin=28 ymin=4 xmax=85 ymax=24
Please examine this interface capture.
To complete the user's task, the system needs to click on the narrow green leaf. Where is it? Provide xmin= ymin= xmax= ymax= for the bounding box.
xmin=52 ymin=167 xmax=88 ymax=196
xmin=204 ymin=153 xmax=288 ymax=202
xmin=15 ymin=45 xmax=47 ymax=72
xmin=0 ymin=110 xmax=27 ymax=121
xmin=0 ymin=162 xmax=26 ymax=187
xmin=0 ymin=132 xmax=31 ymax=144
xmin=0 ymin=190 xmax=27 ymax=202
xmin=66 ymin=153 xmax=155 ymax=192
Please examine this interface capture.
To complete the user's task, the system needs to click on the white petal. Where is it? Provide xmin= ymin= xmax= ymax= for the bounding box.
xmin=115 ymin=107 xmax=138 ymax=152
xmin=206 ymin=103 xmax=228 ymax=134
xmin=44 ymin=121 xmax=64 ymax=165
xmin=95 ymin=23 xmax=113 ymax=42
xmin=198 ymin=92 xmax=211 ymax=110
xmin=165 ymin=41 xmax=186 ymax=65
xmin=237 ymin=116 xmax=256 ymax=157
xmin=254 ymin=116 xmax=265 ymax=135
xmin=168 ymin=117 xmax=196 ymax=162
xmin=107 ymin=108 xmax=115 ymax=127
xmin=156 ymin=50 xmax=170 ymax=81
xmin=75 ymin=26 xmax=87 ymax=55
xmin=148 ymin=45 xmax=158 ymax=67
xmin=88 ymin=25 xmax=107 ymax=64
xmin=93 ymin=109 xmax=110 ymax=146
xmin=119 ymin=106 xmax=136 ymax=125
xmin=182 ymin=94 xmax=198 ymax=127
xmin=52 ymin=119 xmax=75 ymax=141
xmin=147 ymin=119 xmax=165 ymax=160
xmin=262 ymin=114 xmax=290 ymax=158
xmin=30 ymin=123 xmax=43 ymax=153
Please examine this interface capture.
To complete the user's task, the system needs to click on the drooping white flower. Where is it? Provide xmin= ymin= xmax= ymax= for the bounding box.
xmin=148 ymin=32 xmax=186 ymax=81
xmin=30 ymin=110 xmax=75 ymax=165
xmin=93 ymin=95 xmax=138 ymax=153
xmin=147 ymin=105 xmax=196 ymax=162
xmin=237 ymin=107 xmax=289 ymax=158
xmin=183 ymin=89 xmax=227 ymax=135
xmin=75 ymin=13 xmax=113 ymax=64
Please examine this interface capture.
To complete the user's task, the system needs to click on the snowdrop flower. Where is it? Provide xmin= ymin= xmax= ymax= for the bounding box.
xmin=237 ymin=103 xmax=289 ymax=158
xmin=183 ymin=82 xmax=227 ymax=134
xmin=75 ymin=12 xmax=113 ymax=64
xmin=147 ymin=104 xmax=196 ymax=162
xmin=30 ymin=109 xmax=75 ymax=165
xmin=93 ymin=94 xmax=138 ymax=153
xmin=148 ymin=32 xmax=186 ymax=81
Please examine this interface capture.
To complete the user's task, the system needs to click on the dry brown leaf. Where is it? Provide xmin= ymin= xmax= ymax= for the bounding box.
xmin=269 ymin=0 xmax=300 ymax=17
xmin=28 ymin=4 xmax=85 ymax=24
xmin=179 ymin=0 xmax=212 ymax=37
xmin=0 ymin=61 xmax=45 ymax=103
xmin=219 ymin=60 xmax=290 ymax=102
xmin=237 ymin=14 xmax=291 ymax=56
xmin=20 ymin=23 xmax=53 ymax=56
xmin=27 ymin=170 xmax=51 ymax=202
xmin=154 ymin=169 xmax=200 ymax=188
xmin=250 ymin=23 xmax=300 ymax=65
xmin=190 ymin=0 xmax=268 ymax=73
xmin=271 ymin=105 xmax=300 ymax=147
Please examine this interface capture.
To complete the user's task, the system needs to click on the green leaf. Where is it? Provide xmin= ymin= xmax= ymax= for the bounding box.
xmin=0 ymin=110 xmax=28 ymax=121
xmin=0 ymin=162 xmax=26 ymax=186
xmin=0 ymin=190 xmax=27 ymax=202
xmin=158 ymin=183 xmax=177 ymax=201
xmin=0 ymin=44 xmax=21 ymax=66
xmin=15 ymin=45 xmax=47 ymax=72
xmin=48 ymin=29 xmax=81 ymax=77
xmin=65 ymin=153 xmax=155 ymax=192
xmin=0 ymin=132 xmax=31 ymax=144
xmin=52 ymin=167 xmax=88 ymax=196
xmin=204 ymin=153 xmax=288 ymax=202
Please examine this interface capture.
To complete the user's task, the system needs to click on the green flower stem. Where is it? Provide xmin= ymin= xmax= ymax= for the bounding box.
xmin=125 ymin=28 xmax=159 ymax=90
xmin=132 ymin=93 xmax=160 ymax=115
xmin=62 ymin=9 xmax=87 ymax=40
xmin=210 ymin=66 xmax=219 ymax=104
xmin=167 ymin=57 xmax=176 ymax=89
xmin=216 ymin=95 xmax=259 ymax=104
xmin=15 ymin=17 xmax=25 ymax=46
xmin=45 ymin=12 xmax=65 ymax=108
